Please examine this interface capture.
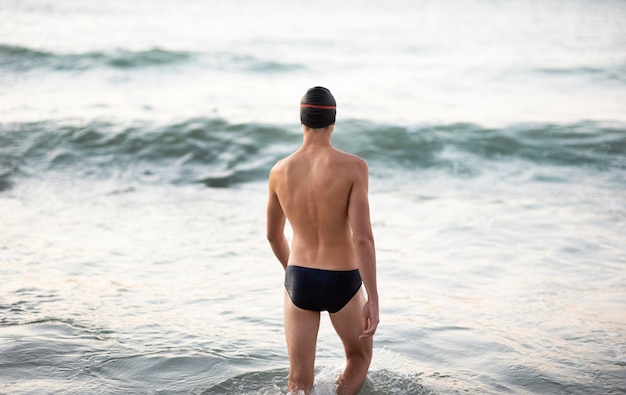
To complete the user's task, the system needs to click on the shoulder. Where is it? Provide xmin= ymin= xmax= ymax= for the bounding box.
xmin=334 ymin=149 xmax=368 ymax=172
xmin=270 ymin=153 xmax=295 ymax=175
xmin=268 ymin=153 xmax=297 ymax=187
xmin=268 ymin=158 xmax=286 ymax=188
xmin=270 ymin=158 xmax=285 ymax=173
xmin=329 ymin=150 xmax=368 ymax=187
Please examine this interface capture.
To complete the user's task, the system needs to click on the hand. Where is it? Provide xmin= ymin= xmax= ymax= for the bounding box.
xmin=359 ymin=299 xmax=379 ymax=339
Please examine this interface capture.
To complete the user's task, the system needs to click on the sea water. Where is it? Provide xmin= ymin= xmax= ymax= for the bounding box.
xmin=1 ymin=0 xmax=625 ymax=394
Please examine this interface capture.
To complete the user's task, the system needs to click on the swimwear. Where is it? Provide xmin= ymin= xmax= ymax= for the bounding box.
xmin=284 ymin=265 xmax=362 ymax=313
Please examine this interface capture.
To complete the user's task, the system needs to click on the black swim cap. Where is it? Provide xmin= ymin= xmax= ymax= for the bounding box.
xmin=300 ymin=86 xmax=336 ymax=129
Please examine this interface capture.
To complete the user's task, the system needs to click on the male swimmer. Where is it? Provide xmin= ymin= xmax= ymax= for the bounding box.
xmin=267 ymin=87 xmax=379 ymax=395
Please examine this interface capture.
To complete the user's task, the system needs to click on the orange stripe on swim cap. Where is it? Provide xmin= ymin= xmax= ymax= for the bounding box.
xmin=300 ymin=103 xmax=336 ymax=109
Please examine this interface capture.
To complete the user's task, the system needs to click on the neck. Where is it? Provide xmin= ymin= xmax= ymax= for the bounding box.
xmin=301 ymin=124 xmax=334 ymax=148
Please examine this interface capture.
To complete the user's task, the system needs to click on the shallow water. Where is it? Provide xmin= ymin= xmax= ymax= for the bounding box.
xmin=2 ymin=175 xmax=624 ymax=393
xmin=1 ymin=0 xmax=626 ymax=393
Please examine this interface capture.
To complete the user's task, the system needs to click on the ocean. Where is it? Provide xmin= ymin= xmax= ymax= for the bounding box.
xmin=1 ymin=0 xmax=625 ymax=393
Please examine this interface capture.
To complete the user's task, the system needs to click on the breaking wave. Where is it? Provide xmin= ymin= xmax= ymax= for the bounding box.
xmin=0 ymin=44 xmax=305 ymax=73
xmin=0 ymin=118 xmax=624 ymax=190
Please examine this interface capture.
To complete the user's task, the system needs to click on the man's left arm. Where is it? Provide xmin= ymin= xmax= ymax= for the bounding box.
xmin=266 ymin=171 xmax=290 ymax=269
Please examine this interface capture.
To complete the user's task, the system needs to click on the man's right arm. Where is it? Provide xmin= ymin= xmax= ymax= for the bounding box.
xmin=347 ymin=159 xmax=379 ymax=338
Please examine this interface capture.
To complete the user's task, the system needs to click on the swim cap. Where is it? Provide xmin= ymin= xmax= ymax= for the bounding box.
xmin=300 ymin=86 xmax=336 ymax=128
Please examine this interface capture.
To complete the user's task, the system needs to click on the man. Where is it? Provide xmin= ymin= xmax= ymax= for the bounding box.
xmin=266 ymin=86 xmax=379 ymax=394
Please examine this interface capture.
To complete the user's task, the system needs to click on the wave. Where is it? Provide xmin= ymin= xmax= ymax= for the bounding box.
xmin=533 ymin=64 xmax=626 ymax=83
xmin=0 ymin=118 xmax=624 ymax=190
xmin=0 ymin=44 xmax=305 ymax=73
xmin=337 ymin=120 xmax=626 ymax=170
xmin=0 ymin=118 xmax=297 ymax=189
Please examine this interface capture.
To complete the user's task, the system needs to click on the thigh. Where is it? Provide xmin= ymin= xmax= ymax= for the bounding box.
xmin=329 ymin=287 xmax=373 ymax=356
xmin=284 ymin=290 xmax=320 ymax=374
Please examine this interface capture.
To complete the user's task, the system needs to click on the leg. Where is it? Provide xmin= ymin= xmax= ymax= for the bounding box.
xmin=329 ymin=288 xmax=373 ymax=395
xmin=284 ymin=289 xmax=320 ymax=394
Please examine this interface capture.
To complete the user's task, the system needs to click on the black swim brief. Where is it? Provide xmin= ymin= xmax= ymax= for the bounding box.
xmin=284 ymin=265 xmax=362 ymax=313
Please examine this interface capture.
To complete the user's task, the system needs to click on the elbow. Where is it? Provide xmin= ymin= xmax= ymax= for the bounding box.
xmin=267 ymin=231 xmax=283 ymax=245
xmin=352 ymin=233 xmax=374 ymax=249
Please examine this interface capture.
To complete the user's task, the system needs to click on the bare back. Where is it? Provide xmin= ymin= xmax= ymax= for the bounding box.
xmin=269 ymin=144 xmax=366 ymax=271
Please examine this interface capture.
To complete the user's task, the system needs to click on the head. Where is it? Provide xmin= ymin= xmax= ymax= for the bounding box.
xmin=300 ymin=86 xmax=336 ymax=129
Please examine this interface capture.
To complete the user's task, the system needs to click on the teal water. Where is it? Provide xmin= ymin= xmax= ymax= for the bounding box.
xmin=2 ymin=119 xmax=624 ymax=189
xmin=1 ymin=0 xmax=625 ymax=393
